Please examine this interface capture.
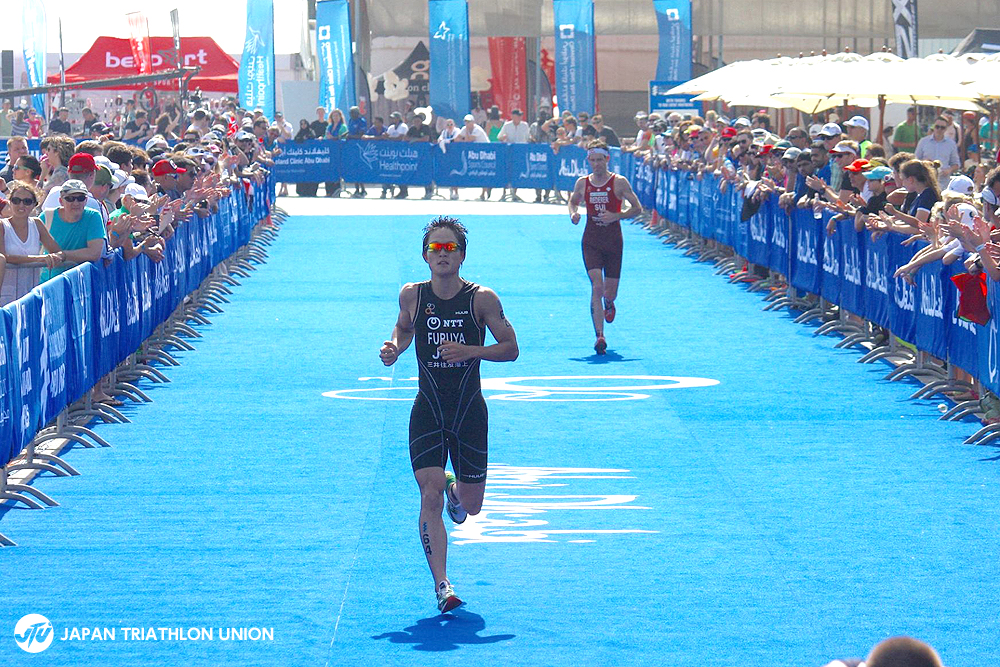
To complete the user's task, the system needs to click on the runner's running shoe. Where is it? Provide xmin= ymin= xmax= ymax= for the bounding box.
xmin=437 ymin=581 xmax=463 ymax=613
xmin=594 ymin=336 xmax=607 ymax=355
xmin=603 ymin=298 xmax=616 ymax=323
xmin=444 ymin=471 xmax=467 ymax=524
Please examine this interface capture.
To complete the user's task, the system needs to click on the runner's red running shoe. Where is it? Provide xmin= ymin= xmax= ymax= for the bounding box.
xmin=594 ymin=336 xmax=607 ymax=355
xmin=603 ymin=299 xmax=616 ymax=323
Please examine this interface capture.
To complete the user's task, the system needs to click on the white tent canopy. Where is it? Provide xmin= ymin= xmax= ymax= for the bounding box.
xmin=669 ymin=52 xmax=999 ymax=114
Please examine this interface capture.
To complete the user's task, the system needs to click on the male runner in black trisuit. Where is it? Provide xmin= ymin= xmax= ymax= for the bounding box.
xmin=379 ymin=216 xmax=519 ymax=613
xmin=568 ymin=140 xmax=642 ymax=354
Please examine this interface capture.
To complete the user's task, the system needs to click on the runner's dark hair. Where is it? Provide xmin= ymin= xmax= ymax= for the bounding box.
xmin=422 ymin=216 xmax=468 ymax=252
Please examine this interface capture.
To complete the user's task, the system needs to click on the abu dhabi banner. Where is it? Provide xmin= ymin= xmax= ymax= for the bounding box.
xmin=552 ymin=0 xmax=595 ymax=115
xmin=653 ymin=0 xmax=692 ymax=82
xmin=428 ymin=0 xmax=471 ymax=121
xmin=316 ymin=0 xmax=356 ymax=113
xmin=239 ymin=0 xmax=275 ymax=119
xmin=22 ymin=0 xmax=47 ymax=117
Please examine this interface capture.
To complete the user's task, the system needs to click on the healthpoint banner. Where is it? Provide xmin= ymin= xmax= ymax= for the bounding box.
xmin=272 ymin=139 xmax=588 ymax=189
xmin=552 ymin=0 xmax=596 ymax=115
xmin=21 ymin=0 xmax=47 ymax=118
xmin=653 ymin=0 xmax=692 ymax=82
xmin=239 ymin=0 xmax=275 ymax=119
xmin=316 ymin=0 xmax=356 ymax=113
xmin=428 ymin=0 xmax=471 ymax=122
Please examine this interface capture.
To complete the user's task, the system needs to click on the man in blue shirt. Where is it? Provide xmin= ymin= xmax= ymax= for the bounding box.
xmin=347 ymin=107 xmax=369 ymax=198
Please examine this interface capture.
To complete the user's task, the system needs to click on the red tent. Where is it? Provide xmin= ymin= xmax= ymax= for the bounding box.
xmin=48 ymin=36 xmax=239 ymax=92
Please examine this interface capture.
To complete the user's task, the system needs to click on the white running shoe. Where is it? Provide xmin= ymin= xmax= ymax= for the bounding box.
xmin=444 ymin=471 xmax=468 ymax=524
xmin=436 ymin=580 xmax=463 ymax=613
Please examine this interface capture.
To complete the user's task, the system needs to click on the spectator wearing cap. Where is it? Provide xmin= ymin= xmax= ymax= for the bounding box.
xmin=893 ymin=107 xmax=920 ymax=154
xmin=151 ymin=159 xmax=187 ymax=200
xmin=916 ymin=115 xmax=961 ymax=189
xmin=145 ymin=135 xmax=170 ymax=153
xmin=123 ymin=110 xmax=153 ymax=142
xmin=817 ymin=122 xmax=845 ymax=189
xmin=89 ymin=122 xmax=112 ymax=140
xmin=843 ymin=115 xmax=872 ymax=158
xmin=858 ymin=165 xmax=892 ymax=217
xmin=273 ymin=111 xmax=294 ymax=139
xmin=40 ymin=180 xmax=106 ymax=281
xmin=498 ymin=109 xmax=530 ymax=201
xmin=829 ymin=141 xmax=861 ymax=197
xmin=41 ymin=153 xmax=104 ymax=218
xmin=89 ymin=166 xmax=115 ymax=217
xmin=0 ymin=181 xmax=64 ymax=305
xmin=48 ymin=107 xmax=72 ymax=136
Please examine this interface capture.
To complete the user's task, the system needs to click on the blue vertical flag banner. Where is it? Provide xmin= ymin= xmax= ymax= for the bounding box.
xmin=316 ymin=0 xmax=356 ymax=113
xmin=22 ymin=0 xmax=47 ymax=118
xmin=239 ymin=0 xmax=275 ymax=119
xmin=552 ymin=0 xmax=596 ymax=115
xmin=428 ymin=0 xmax=471 ymax=121
xmin=653 ymin=0 xmax=692 ymax=82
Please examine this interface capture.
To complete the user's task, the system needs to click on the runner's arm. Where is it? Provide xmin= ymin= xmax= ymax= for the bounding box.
xmin=568 ymin=177 xmax=587 ymax=224
xmin=380 ymin=283 xmax=418 ymax=365
xmin=437 ymin=288 xmax=519 ymax=363
xmin=614 ymin=175 xmax=643 ymax=221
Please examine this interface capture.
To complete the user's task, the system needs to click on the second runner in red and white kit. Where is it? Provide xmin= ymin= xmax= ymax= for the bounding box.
xmin=568 ymin=140 xmax=642 ymax=354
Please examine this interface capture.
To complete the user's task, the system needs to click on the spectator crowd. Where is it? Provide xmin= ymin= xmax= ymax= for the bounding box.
xmin=620 ymin=101 xmax=1000 ymax=420
xmin=1 ymin=95 xmax=277 ymax=404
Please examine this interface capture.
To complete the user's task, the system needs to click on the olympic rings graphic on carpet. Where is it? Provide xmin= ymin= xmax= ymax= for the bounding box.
xmin=322 ymin=375 xmax=719 ymax=402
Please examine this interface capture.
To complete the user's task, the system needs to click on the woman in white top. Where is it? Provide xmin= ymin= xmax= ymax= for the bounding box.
xmin=437 ymin=118 xmax=461 ymax=200
xmin=0 ymin=182 xmax=64 ymax=306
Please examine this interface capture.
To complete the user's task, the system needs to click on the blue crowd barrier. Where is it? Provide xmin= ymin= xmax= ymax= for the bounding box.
xmin=0 ymin=175 xmax=273 ymax=469
xmin=271 ymin=139 xmax=603 ymax=191
xmin=623 ymin=162 xmax=996 ymax=398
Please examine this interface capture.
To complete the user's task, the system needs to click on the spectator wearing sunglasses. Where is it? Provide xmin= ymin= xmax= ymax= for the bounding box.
xmin=0 ymin=182 xmax=64 ymax=305
xmin=916 ymin=116 xmax=961 ymax=189
xmin=40 ymin=180 xmax=106 ymax=281
xmin=13 ymin=155 xmax=43 ymax=187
